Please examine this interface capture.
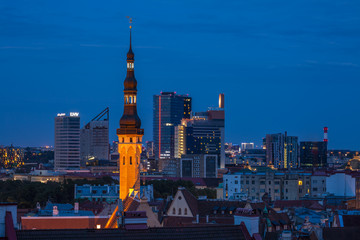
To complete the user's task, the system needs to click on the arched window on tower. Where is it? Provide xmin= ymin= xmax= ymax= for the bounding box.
xmin=134 ymin=96 xmax=136 ymax=103
xmin=130 ymin=156 xmax=132 ymax=165
xmin=123 ymin=157 xmax=125 ymax=165
xmin=136 ymin=157 xmax=138 ymax=165
xmin=129 ymin=96 xmax=132 ymax=104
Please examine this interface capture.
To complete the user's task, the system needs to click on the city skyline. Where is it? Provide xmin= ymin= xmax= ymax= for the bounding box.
xmin=1 ymin=1 xmax=360 ymax=149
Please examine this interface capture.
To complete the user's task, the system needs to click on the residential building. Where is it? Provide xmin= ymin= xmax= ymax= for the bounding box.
xmin=0 ymin=145 xmax=24 ymax=169
xmin=300 ymin=141 xmax=327 ymax=168
xmin=54 ymin=112 xmax=80 ymax=170
xmin=265 ymin=132 xmax=299 ymax=169
xmin=326 ymin=172 xmax=356 ymax=197
xmin=180 ymin=154 xmax=218 ymax=178
xmin=153 ymin=92 xmax=191 ymax=160
xmin=80 ymin=108 xmax=109 ymax=167
xmin=223 ymin=168 xmax=313 ymax=201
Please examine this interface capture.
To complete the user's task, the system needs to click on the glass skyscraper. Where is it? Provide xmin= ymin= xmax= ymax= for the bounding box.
xmin=153 ymin=92 xmax=191 ymax=160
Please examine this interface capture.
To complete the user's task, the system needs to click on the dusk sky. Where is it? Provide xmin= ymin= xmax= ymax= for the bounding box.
xmin=1 ymin=0 xmax=360 ymax=149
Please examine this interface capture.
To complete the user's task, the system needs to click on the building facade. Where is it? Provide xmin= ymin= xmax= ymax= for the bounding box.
xmin=153 ymin=92 xmax=191 ymax=160
xmin=265 ymin=132 xmax=299 ymax=169
xmin=223 ymin=169 xmax=314 ymax=201
xmin=174 ymin=108 xmax=225 ymax=168
xmin=180 ymin=154 xmax=218 ymax=178
xmin=300 ymin=141 xmax=327 ymax=168
xmin=80 ymin=108 xmax=110 ymax=167
xmin=0 ymin=145 xmax=24 ymax=169
xmin=54 ymin=112 xmax=80 ymax=170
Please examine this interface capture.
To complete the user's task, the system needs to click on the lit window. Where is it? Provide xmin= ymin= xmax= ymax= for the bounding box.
xmin=298 ymin=180 xmax=303 ymax=186
xmin=96 ymin=224 xmax=101 ymax=229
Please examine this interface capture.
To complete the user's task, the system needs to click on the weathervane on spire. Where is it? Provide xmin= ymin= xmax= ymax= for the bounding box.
xmin=126 ymin=16 xmax=132 ymax=29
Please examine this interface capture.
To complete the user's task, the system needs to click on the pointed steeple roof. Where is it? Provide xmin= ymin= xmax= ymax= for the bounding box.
xmin=127 ymin=27 xmax=134 ymax=61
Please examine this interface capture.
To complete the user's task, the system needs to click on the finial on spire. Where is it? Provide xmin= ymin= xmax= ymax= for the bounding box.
xmin=126 ymin=16 xmax=132 ymax=29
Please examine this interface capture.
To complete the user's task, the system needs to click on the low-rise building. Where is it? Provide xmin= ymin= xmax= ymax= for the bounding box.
xmin=223 ymin=168 xmax=314 ymax=201
xmin=75 ymin=184 xmax=154 ymax=202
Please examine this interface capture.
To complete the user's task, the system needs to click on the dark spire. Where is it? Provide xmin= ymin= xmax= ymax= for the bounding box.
xmin=118 ymin=20 xmax=142 ymax=132
xmin=127 ymin=26 xmax=134 ymax=61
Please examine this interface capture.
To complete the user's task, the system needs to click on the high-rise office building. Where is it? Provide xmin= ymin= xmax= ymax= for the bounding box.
xmin=174 ymin=109 xmax=225 ymax=168
xmin=174 ymin=94 xmax=225 ymax=168
xmin=300 ymin=141 xmax=327 ymax=168
xmin=54 ymin=112 xmax=80 ymax=170
xmin=265 ymin=132 xmax=298 ymax=169
xmin=153 ymin=92 xmax=191 ymax=160
xmin=80 ymin=108 xmax=109 ymax=166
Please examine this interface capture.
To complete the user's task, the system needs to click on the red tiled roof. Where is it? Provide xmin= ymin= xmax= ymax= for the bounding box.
xmin=274 ymin=200 xmax=324 ymax=210
xmin=180 ymin=189 xmax=198 ymax=216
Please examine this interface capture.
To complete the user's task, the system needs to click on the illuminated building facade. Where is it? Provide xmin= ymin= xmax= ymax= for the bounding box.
xmin=54 ymin=112 xmax=80 ymax=170
xmin=265 ymin=132 xmax=298 ymax=169
xmin=300 ymin=141 xmax=327 ymax=168
xmin=174 ymin=97 xmax=225 ymax=168
xmin=153 ymin=92 xmax=191 ymax=160
xmin=0 ymin=145 xmax=24 ymax=169
xmin=117 ymin=26 xmax=143 ymax=200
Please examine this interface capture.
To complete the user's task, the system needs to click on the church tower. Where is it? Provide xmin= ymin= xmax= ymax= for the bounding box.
xmin=117 ymin=23 xmax=144 ymax=200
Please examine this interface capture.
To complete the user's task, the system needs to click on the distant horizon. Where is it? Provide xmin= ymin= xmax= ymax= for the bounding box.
xmin=1 ymin=1 xmax=360 ymax=150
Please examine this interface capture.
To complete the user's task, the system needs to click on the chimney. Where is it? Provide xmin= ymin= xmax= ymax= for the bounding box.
xmin=219 ymin=93 xmax=224 ymax=109
xmin=53 ymin=206 xmax=59 ymax=216
xmin=196 ymin=214 xmax=199 ymax=223
xmin=324 ymin=127 xmax=328 ymax=143
xmin=74 ymin=202 xmax=79 ymax=214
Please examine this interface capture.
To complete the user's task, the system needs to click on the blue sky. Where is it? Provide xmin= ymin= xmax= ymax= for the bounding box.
xmin=1 ymin=0 xmax=360 ymax=149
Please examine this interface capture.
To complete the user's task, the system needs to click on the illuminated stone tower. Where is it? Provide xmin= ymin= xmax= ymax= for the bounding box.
xmin=117 ymin=24 xmax=144 ymax=200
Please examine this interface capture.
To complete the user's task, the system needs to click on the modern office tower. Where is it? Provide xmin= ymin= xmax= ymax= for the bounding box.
xmin=54 ymin=112 xmax=80 ymax=170
xmin=117 ymin=26 xmax=144 ymax=200
xmin=80 ymin=108 xmax=109 ymax=167
xmin=300 ymin=141 xmax=327 ymax=168
xmin=153 ymin=92 xmax=191 ymax=160
xmin=180 ymin=154 xmax=218 ymax=178
xmin=174 ymin=106 xmax=225 ymax=168
xmin=0 ymin=145 xmax=24 ymax=169
xmin=241 ymin=143 xmax=254 ymax=151
xmin=265 ymin=132 xmax=299 ymax=169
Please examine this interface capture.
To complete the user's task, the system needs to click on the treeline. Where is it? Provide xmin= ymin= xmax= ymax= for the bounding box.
xmin=0 ymin=176 xmax=117 ymax=208
xmin=0 ymin=178 xmax=216 ymax=209
xmin=145 ymin=180 xmax=216 ymax=199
